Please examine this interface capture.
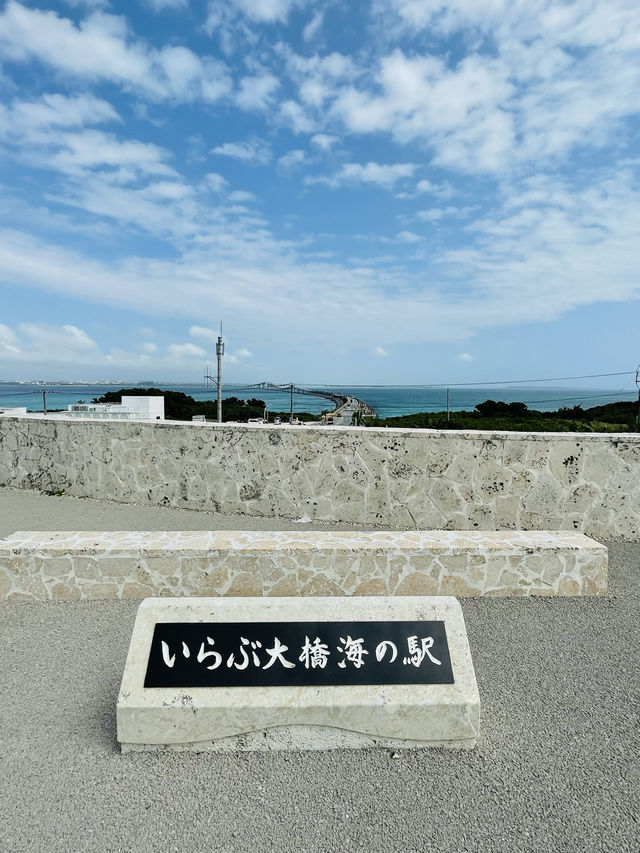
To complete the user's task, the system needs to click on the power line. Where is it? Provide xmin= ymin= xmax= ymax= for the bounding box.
xmin=321 ymin=371 xmax=635 ymax=389
xmin=428 ymin=371 xmax=635 ymax=388
xmin=0 ymin=390 xmax=62 ymax=397
xmin=518 ymin=392 xmax=636 ymax=406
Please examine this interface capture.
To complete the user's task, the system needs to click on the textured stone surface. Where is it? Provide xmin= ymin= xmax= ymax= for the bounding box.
xmin=0 ymin=529 xmax=608 ymax=599
xmin=0 ymin=417 xmax=638 ymax=539
xmin=117 ymin=595 xmax=480 ymax=750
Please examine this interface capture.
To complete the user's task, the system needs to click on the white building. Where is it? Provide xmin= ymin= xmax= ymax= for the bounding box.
xmin=65 ymin=396 xmax=164 ymax=421
xmin=0 ymin=407 xmax=28 ymax=416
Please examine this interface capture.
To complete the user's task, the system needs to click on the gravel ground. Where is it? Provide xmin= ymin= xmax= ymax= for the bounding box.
xmin=0 ymin=487 xmax=638 ymax=853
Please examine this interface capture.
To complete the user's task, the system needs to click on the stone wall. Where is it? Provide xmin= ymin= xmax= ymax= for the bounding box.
xmin=0 ymin=416 xmax=638 ymax=539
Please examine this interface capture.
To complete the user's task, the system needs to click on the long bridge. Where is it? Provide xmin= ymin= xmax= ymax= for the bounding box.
xmin=204 ymin=378 xmax=377 ymax=420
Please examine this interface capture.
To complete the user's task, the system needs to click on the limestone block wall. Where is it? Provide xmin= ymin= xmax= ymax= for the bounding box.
xmin=0 ymin=416 xmax=639 ymax=539
xmin=0 ymin=530 xmax=607 ymax=600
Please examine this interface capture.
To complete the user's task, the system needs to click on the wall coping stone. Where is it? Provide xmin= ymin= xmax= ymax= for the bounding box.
xmin=0 ymin=528 xmax=606 ymax=556
xmin=2 ymin=413 xmax=639 ymax=441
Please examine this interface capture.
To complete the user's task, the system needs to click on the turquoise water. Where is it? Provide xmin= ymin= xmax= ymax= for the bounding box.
xmin=0 ymin=381 xmax=636 ymax=417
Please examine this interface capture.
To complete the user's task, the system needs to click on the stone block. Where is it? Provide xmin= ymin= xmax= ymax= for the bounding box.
xmin=0 ymin=529 xmax=608 ymax=599
xmin=117 ymin=595 xmax=480 ymax=751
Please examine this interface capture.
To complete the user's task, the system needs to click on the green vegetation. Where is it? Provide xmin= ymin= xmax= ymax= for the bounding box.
xmin=363 ymin=399 xmax=638 ymax=433
xmin=92 ymin=388 xmax=323 ymax=422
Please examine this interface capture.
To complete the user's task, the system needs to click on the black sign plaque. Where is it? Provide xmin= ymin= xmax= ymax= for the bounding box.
xmin=144 ymin=620 xmax=454 ymax=688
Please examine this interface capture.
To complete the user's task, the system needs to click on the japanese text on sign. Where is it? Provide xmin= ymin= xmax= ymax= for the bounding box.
xmin=144 ymin=621 xmax=454 ymax=688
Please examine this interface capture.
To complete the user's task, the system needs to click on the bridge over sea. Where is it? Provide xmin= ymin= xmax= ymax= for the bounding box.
xmin=205 ymin=380 xmax=377 ymax=420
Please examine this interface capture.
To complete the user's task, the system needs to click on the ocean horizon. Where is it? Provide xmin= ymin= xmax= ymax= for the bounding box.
xmin=0 ymin=381 xmax=636 ymax=419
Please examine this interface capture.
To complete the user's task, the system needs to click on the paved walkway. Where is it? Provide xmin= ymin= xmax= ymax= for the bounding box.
xmin=0 ymin=487 xmax=638 ymax=853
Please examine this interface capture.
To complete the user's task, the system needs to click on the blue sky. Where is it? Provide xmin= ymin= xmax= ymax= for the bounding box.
xmin=0 ymin=0 xmax=639 ymax=385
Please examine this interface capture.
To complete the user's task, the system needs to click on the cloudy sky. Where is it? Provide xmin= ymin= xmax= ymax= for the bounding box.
xmin=0 ymin=0 xmax=639 ymax=384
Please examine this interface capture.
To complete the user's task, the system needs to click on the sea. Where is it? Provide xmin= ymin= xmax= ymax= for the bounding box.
xmin=0 ymin=381 xmax=636 ymax=418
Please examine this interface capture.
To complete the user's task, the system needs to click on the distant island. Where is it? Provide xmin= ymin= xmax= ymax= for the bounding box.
xmin=362 ymin=399 xmax=638 ymax=432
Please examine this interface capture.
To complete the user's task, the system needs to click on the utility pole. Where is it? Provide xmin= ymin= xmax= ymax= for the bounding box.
xmin=635 ymin=367 xmax=640 ymax=432
xmin=40 ymin=389 xmax=53 ymax=415
xmin=289 ymin=383 xmax=294 ymax=425
xmin=216 ymin=326 xmax=224 ymax=424
xmin=446 ymin=387 xmax=450 ymax=422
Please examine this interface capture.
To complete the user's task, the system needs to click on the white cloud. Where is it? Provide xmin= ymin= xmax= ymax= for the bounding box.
xmin=417 ymin=205 xmax=476 ymax=222
xmin=143 ymin=181 xmax=194 ymax=200
xmin=167 ymin=342 xmax=208 ymax=360
xmin=2 ymin=166 xmax=639 ymax=366
xmin=236 ymin=72 xmax=280 ymax=110
xmin=0 ymin=93 xmax=120 ymax=140
xmin=226 ymin=346 xmax=253 ymax=363
xmin=0 ymin=320 xmax=242 ymax=373
xmin=417 ymin=209 xmax=445 ymax=223
xmin=331 ymin=51 xmax=513 ymax=173
xmin=310 ymin=133 xmax=338 ymax=150
xmin=277 ymin=48 xmax=357 ymax=132
xmin=190 ymin=326 xmax=219 ymax=341
xmin=0 ymin=2 xmax=231 ymax=104
xmin=211 ymin=0 xmax=308 ymax=25
xmin=204 ymin=0 xmax=316 ymax=54
xmin=308 ymin=161 xmax=416 ymax=189
xmin=0 ymin=103 xmax=271 ymax=247
xmin=48 ymin=130 xmax=176 ymax=177
xmin=211 ymin=139 xmax=271 ymax=164
xmin=0 ymin=98 xmax=184 ymax=226
xmin=380 ymin=0 xmax=507 ymax=32
xmin=228 ymin=190 xmax=257 ymax=203
xmin=396 ymin=179 xmax=454 ymax=200
xmin=0 ymin=323 xmax=20 ymax=355
xmin=372 ymin=346 xmax=388 ymax=357
xmin=263 ymin=2 xmax=640 ymax=175
xmin=48 ymin=174 xmax=205 ymax=242
xmin=458 ymin=352 xmax=473 ymax=361
xmin=0 ymin=322 xmax=100 ymax=363
xmin=278 ymin=149 xmax=307 ymax=169
xmin=396 ymin=230 xmax=422 ymax=243
xmin=284 ymin=49 xmax=357 ymax=83
xmin=1 ymin=0 xmax=640 ymax=388
xmin=204 ymin=173 xmax=228 ymax=192
xmin=146 ymin=0 xmax=187 ymax=10
xmin=61 ymin=1 xmax=110 ymax=8
xmin=303 ymin=11 xmax=324 ymax=41
xmin=381 ymin=0 xmax=640 ymax=50
xmin=279 ymin=99 xmax=318 ymax=133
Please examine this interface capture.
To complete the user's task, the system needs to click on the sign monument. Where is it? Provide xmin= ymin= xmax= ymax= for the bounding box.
xmin=117 ymin=595 xmax=480 ymax=751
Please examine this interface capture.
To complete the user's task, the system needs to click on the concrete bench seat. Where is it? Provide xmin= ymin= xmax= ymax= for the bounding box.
xmin=0 ymin=529 xmax=607 ymax=600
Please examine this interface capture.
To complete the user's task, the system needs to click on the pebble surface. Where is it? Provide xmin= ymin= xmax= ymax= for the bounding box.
xmin=0 ymin=488 xmax=638 ymax=853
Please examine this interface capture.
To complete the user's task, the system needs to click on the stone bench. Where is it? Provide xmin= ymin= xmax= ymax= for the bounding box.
xmin=0 ymin=529 xmax=607 ymax=601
